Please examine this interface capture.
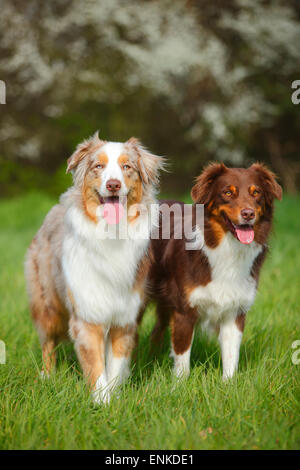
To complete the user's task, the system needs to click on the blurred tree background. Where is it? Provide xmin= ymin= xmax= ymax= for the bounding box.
xmin=0 ymin=0 xmax=299 ymax=197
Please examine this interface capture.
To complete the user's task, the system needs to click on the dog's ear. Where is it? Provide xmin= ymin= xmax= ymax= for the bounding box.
xmin=125 ymin=137 xmax=166 ymax=186
xmin=251 ymin=162 xmax=282 ymax=202
xmin=191 ymin=162 xmax=227 ymax=204
xmin=66 ymin=131 xmax=105 ymax=174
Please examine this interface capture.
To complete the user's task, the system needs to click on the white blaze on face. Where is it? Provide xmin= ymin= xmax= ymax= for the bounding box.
xmin=98 ymin=142 xmax=128 ymax=197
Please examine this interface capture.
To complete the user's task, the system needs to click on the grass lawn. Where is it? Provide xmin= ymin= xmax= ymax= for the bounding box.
xmin=0 ymin=191 xmax=299 ymax=450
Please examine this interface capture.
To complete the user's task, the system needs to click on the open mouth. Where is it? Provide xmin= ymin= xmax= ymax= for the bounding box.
xmin=97 ymin=194 xmax=126 ymax=224
xmin=98 ymin=195 xmax=123 ymax=205
xmin=223 ymin=214 xmax=254 ymax=244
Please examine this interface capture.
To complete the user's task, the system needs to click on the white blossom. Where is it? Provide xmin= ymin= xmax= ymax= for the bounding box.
xmin=0 ymin=0 xmax=299 ymax=163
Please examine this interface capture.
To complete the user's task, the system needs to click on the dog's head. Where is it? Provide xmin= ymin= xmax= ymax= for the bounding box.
xmin=191 ymin=162 xmax=282 ymax=244
xmin=67 ymin=132 xmax=164 ymax=222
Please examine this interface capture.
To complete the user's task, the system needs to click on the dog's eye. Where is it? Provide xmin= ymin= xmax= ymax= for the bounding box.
xmin=123 ymin=164 xmax=131 ymax=170
xmin=95 ymin=164 xmax=104 ymax=169
xmin=225 ymin=190 xmax=232 ymax=197
xmin=253 ymin=189 xmax=259 ymax=196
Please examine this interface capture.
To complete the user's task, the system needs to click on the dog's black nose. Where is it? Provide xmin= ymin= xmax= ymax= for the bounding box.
xmin=106 ymin=179 xmax=121 ymax=192
xmin=241 ymin=208 xmax=255 ymax=221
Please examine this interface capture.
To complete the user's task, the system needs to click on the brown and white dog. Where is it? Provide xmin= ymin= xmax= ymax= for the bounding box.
xmin=148 ymin=162 xmax=282 ymax=380
xmin=25 ymin=132 xmax=164 ymax=403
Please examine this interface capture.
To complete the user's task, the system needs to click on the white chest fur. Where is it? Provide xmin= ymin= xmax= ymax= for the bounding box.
xmin=62 ymin=206 xmax=150 ymax=326
xmin=189 ymin=233 xmax=263 ymax=326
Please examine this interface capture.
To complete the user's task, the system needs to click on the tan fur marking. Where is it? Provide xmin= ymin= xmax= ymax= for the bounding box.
xmin=184 ymin=285 xmax=196 ymax=299
xmin=97 ymin=153 xmax=109 ymax=165
xmin=82 ymin=153 xmax=108 ymax=222
xmin=118 ymin=153 xmax=144 ymax=212
xmin=73 ymin=321 xmax=105 ymax=389
xmin=209 ymin=218 xmax=226 ymax=245
xmin=249 ymin=185 xmax=258 ymax=195
xmin=133 ymin=251 xmax=152 ymax=297
xmin=218 ymin=201 xmax=262 ymax=226
xmin=67 ymin=288 xmax=76 ymax=315
xmin=82 ymin=183 xmax=100 ymax=223
xmin=29 ymin=252 xmax=69 ymax=342
xmin=118 ymin=154 xmax=130 ymax=166
xmin=184 ymin=283 xmax=211 ymax=301
xmin=110 ymin=325 xmax=136 ymax=358
xmin=212 ymin=204 xmax=240 ymax=224
xmin=42 ymin=338 xmax=56 ymax=375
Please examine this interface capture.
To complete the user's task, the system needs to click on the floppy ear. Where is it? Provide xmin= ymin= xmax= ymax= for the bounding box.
xmin=66 ymin=131 xmax=105 ymax=174
xmin=191 ymin=162 xmax=227 ymax=204
xmin=125 ymin=137 xmax=166 ymax=186
xmin=251 ymin=163 xmax=282 ymax=202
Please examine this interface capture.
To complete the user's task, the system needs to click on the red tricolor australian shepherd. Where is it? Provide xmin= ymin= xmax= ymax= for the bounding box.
xmin=149 ymin=162 xmax=282 ymax=379
xmin=25 ymin=132 xmax=164 ymax=403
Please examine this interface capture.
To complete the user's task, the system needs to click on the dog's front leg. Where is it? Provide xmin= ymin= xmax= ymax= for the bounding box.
xmin=218 ymin=313 xmax=245 ymax=380
xmin=106 ymin=324 xmax=137 ymax=392
xmin=69 ymin=317 xmax=109 ymax=404
xmin=170 ymin=310 xmax=197 ymax=378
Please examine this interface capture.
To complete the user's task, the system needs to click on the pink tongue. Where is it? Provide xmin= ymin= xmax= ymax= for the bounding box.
xmin=235 ymin=227 xmax=254 ymax=244
xmin=103 ymin=202 xmax=125 ymax=225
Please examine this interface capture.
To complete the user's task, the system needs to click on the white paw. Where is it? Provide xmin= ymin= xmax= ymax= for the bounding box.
xmin=171 ymin=347 xmax=191 ymax=380
xmin=92 ymin=388 xmax=111 ymax=405
xmin=92 ymin=373 xmax=110 ymax=405
xmin=173 ymin=364 xmax=190 ymax=379
xmin=222 ymin=371 xmax=234 ymax=382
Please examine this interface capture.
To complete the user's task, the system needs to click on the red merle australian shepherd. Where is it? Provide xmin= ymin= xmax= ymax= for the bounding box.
xmin=147 ymin=162 xmax=282 ymax=379
xmin=25 ymin=132 xmax=164 ymax=404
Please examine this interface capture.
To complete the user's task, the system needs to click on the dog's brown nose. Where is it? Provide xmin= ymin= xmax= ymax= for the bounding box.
xmin=241 ymin=208 xmax=255 ymax=221
xmin=106 ymin=179 xmax=121 ymax=192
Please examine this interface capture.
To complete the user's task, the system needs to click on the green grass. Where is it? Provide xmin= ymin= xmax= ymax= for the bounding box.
xmin=0 ymin=191 xmax=299 ymax=450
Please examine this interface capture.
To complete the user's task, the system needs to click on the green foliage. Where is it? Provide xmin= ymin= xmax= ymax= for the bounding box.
xmin=0 ymin=193 xmax=299 ymax=449
xmin=0 ymin=157 xmax=71 ymax=198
